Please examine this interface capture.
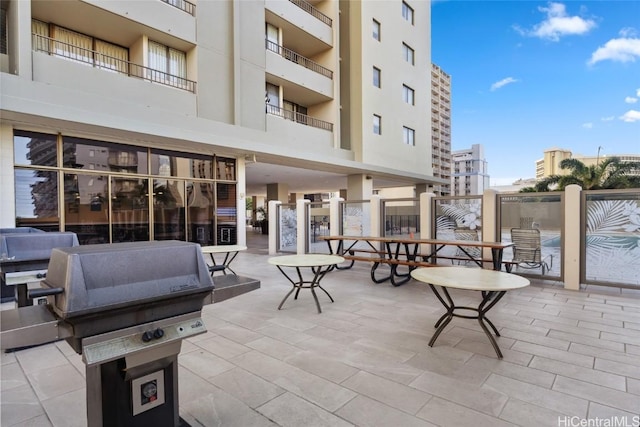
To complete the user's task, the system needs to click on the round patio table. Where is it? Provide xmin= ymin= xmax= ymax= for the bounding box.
xmin=411 ymin=266 xmax=530 ymax=358
xmin=268 ymin=254 xmax=344 ymax=313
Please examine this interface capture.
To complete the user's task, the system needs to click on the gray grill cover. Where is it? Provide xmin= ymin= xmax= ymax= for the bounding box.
xmin=43 ymin=241 xmax=214 ymax=319
xmin=1 ymin=232 xmax=79 ymax=263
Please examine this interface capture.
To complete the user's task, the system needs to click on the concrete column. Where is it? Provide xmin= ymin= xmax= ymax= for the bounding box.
xmin=297 ymin=199 xmax=310 ymax=254
xmin=236 ymin=157 xmax=247 ymax=246
xmin=328 ymin=196 xmax=343 ymax=254
xmin=267 ymin=183 xmax=288 ymax=204
xmin=370 ymin=195 xmax=382 ymax=237
xmin=347 ymin=174 xmax=373 ymax=200
xmin=564 ymin=185 xmax=582 ymax=290
xmin=268 ymin=200 xmax=281 ymax=255
xmin=0 ymin=124 xmax=16 ymax=227
xmin=482 ymin=188 xmax=499 ymax=269
xmin=419 ymin=192 xmax=436 ymax=254
xmin=415 ymin=184 xmax=428 ymax=197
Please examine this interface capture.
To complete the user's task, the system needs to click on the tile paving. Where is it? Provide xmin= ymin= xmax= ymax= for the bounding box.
xmin=2 ymin=229 xmax=640 ymax=426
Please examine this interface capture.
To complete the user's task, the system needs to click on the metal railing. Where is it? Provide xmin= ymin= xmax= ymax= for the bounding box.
xmin=32 ymin=34 xmax=196 ymax=93
xmin=265 ymin=40 xmax=333 ymax=79
xmin=288 ymin=0 xmax=332 ymax=27
xmin=266 ymin=104 xmax=333 ymax=132
xmin=160 ymin=0 xmax=196 ymax=15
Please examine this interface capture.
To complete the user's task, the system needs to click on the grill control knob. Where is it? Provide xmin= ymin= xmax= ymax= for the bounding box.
xmin=153 ymin=328 xmax=165 ymax=339
xmin=142 ymin=331 xmax=154 ymax=342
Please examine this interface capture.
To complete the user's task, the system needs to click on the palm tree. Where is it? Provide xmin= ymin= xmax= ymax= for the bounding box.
xmin=522 ymin=157 xmax=640 ymax=192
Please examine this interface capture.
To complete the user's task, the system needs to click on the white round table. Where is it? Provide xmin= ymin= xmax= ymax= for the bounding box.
xmin=268 ymin=254 xmax=345 ymax=313
xmin=411 ymin=266 xmax=530 ymax=358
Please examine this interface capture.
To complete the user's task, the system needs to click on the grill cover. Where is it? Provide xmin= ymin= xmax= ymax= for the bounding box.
xmin=0 ymin=232 xmax=79 ymax=263
xmin=43 ymin=241 xmax=214 ymax=320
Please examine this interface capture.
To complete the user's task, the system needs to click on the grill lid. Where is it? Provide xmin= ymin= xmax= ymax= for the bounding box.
xmin=42 ymin=241 xmax=214 ymax=319
xmin=0 ymin=232 xmax=79 ymax=263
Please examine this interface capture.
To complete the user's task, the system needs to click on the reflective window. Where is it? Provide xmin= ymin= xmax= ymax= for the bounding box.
xmin=150 ymin=149 xmax=213 ymax=179
xmin=64 ymin=173 xmax=109 ymax=244
xmin=373 ymin=114 xmax=381 ymax=135
xmin=373 ymin=67 xmax=381 ymax=88
xmin=14 ymin=169 xmax=59 ymax=231
xmin=372 ymin=19 xmax=380 ymax=41
xmin=403 ymin=126 xmax=415 ymax=145
xmin=63 ymin=136 xmax=148 ymax=174
xmin=216 ymin=157 xmax=236 ymax=181
xmin=187 ymin=181 xmax=214 ymax=245
xmin=14 ymin=131 xmax=58 ymax=166
xmin=402 ymin=2 xmax=414 ymax=24
xmin=153 ymin=179 xmax=185 ymax=241
xmin=216 ymin=183 xmax=237 ymax=244
xmin=111 ymin=176 xmax=149 ymax=242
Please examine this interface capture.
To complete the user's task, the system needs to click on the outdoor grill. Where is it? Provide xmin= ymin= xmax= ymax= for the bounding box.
xmin=0 ymin=230 xmax=79 ymax=305
xmin=3 ymin=240 xmax=215 ymax=427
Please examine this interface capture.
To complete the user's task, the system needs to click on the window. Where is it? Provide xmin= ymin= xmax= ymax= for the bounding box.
xmin=31 ymin=20 xmax=128 ymax=73
xmin=373 ymin=67 xmax=381 ymax=88
xmin=373 ymin=115 xmax=381 ymax=135
xmin=402 ymin=43 xmax=414 ymax=65
xmin=148 ymin=40 xmax=187 ymax=88
xmin=403 ymin=85 xmax=415 ymax=105
xmin=1 ymin=7 xmax=7 ymax=54
xmin=403 ymin=126 xmax=415 ymax=145
xmin=402 ymin=2 xmax=414 ymax=24
xmin=372 ymin=19 xmax=380 ymax=41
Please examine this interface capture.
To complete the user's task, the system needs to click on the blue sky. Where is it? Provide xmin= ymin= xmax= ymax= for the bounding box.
xmin=431 ymin=0 xmax=640 ymax=185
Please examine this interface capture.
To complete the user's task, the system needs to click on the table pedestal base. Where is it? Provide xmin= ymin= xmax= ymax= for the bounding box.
xmin=276 ymin=265 xmax=335 ymax=313
xmin=429 ymin=285 xmax=507 ymax=358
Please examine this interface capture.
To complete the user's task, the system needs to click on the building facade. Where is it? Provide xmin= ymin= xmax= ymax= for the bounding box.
xmin=430 ymin=63 xmax=451 ymax=195
xmin=451 ymin=144 xmax=489 ymax=196
xmin=535 ymin=148 xmax=640 ymax=180
xmin=0 ymin=0 xmax=439 ymax=247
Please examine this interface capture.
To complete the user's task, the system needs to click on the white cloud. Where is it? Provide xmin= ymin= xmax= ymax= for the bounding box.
xmin=490 ymin=77 xmax=519 ymax=91
xmin=516 ymin=2 xmax=597 ymax=41
xmin=625 ymin=96 xmax=638 ymax=104
xmin=619 ymin=110 xmax=640 ymax=122
xmin=588 ymin=36 xmax=640 ymax=65
xmin=582 ymin=122 xmax=593 ymax=129
xmin=601 ymin=116 xmax=615 ymax=121
xmin=637 ymin=88 xmax=640 ymax=97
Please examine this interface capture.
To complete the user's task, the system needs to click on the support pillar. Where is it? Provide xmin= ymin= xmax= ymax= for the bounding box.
xmin=346 ymin=174 xmax=373 ymax=200
xmin=564 ymin=185 xmax=582 ymax=290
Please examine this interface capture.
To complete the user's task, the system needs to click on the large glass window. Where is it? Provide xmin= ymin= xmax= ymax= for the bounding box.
xmin=111 ymin=177 xmax=149 ymax=242
xmin=216 ymin=183 xmax=237 ymax=245
xmin=14 ymin=169 xmax=59 ymax=231
xmin=187 ymin=181 xmax=214 ymax=245
xmin=153 ymin=179 xmax=185 ymax=241
xmin=216 ymin=157 xmax=236 ymax=181
xmin=64 ymin=173 xmax=109 ymax=244
xmin=14 ymin=131 xmax=58 ymax=166
xmin=63 ymin=136 xmax=148 ymax=174
xmin=150 ymin=149 xmax=213 ymax=179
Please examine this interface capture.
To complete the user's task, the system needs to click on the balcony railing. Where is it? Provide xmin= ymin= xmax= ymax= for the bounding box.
xmin=288 ymin=0 xmax=332 ymax=27
xmin=266 ymin=104 xmax=333 ymax=132
xmin=265 ymin=40 xmax=333 ymax=79
xmin=160 ymin=0 xmax=196 ymax=16
xmin=32 ymin=34 xmax=196 ymax=93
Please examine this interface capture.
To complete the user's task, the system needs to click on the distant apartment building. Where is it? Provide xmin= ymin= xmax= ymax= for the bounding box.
xmin=536 ymin=148 xmax=640 ymax=179
xmin=0 ymin=0 xmax=440 ymax=246
xmin=451 ymin=144 xmax=489 ymax=195
xmin=430 ymin=63 xmax=451 ymax=195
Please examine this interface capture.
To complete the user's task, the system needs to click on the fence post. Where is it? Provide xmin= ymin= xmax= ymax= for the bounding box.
xmin=482 ymin=189 xmax=499 ymax=269
xmin=370 ymin=195 xmax=382 ymax=237
xmin=297 ymin=199 xmax=310 ymax=254
xmin=328 ymin=196 xmax=343 ymax=254
xmin=419 ymin=192 xmax=436 ymax=255
xmin=564 ymin=185 xmax=582 ymax=290
xmin=268 ymin=200 xmax=281 ymax=255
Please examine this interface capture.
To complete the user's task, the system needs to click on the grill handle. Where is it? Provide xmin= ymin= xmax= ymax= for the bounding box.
xmin=28 ymin=287 xmax=64 ymax=299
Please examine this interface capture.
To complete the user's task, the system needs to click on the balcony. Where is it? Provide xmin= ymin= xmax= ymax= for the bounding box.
xmin=288 ymin=0 xmax=332 ymax=27
xmin=266 ymin=104 xmax=333 ymax=132
xmin=160 ymin=0 xmax=196 ymax=16
xmin=266 ymin=40 xmax=332 ymax=79
xmin=32 ymin=34 xmax=196 ymax=93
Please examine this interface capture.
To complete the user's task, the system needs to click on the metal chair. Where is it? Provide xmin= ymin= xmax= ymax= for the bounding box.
xmin=510 ymin=228 xmax=553 ymax=274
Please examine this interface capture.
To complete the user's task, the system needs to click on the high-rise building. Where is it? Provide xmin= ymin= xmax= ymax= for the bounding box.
xmin=451 ymin=144 xmax=489 ymax=195
xmin=0 ymin=0 xmax=441 ymax=246
xmin=536 ymin=148 xmax=640 ymax=180
xmin=430 ymin=63 xmax=451 ymax=195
